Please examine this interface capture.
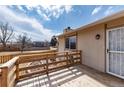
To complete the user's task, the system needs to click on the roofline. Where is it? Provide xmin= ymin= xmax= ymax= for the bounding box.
xmin=58 ymin=9 xmax=124 ymax=37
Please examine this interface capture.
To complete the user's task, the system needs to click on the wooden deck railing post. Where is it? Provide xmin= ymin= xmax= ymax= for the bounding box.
xmin=79 ymin=50 xmax=82 ymax=64
xmin=53 ymin=52 xmax=56 ymax=62
xmin=16 ymin=59 xmax=19 ymax=82
xmin=65 ymin=52 xmax=69 ymax=67
xmin=1 ymin=66 xmax=9 ymax=87
xmin=46 ymin=55 xmax=49 ymax=74
xmin=2 ymin=56 xmax=3 ymax=63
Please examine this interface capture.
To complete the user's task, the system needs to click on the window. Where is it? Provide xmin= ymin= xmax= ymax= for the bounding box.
xmin=65 ymin=35 xmax=76 ymax=49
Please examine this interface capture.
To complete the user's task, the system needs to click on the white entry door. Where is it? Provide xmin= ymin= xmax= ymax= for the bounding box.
xmin=107 ymin=27 xmax=124 ymax=79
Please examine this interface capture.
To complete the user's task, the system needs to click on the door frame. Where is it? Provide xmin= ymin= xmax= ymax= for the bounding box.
xmin=106 ymin=27 xmax=124 ymax=79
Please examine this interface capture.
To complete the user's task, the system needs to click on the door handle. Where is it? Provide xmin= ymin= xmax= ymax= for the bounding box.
xmin=107 ymin=49 xmax=109 ymax=53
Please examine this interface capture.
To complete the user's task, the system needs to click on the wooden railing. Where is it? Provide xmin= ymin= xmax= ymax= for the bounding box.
xmin=0 ymin=55 xmax=13 ymax=64
xmin=0 ymin=50 xmax=82 ymax=87
xmin=0 ymin=57 xmax=18 ymax=87
xmin=0 ymin=50 xmax=56 ymax=64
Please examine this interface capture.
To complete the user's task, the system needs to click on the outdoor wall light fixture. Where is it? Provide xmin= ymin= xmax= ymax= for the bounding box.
xmin=95 ymin=34 xmax=100 ymax=40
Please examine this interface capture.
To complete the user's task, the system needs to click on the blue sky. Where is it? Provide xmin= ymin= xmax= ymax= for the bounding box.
xmin=0 ymin=5 xmax=124 ymax=41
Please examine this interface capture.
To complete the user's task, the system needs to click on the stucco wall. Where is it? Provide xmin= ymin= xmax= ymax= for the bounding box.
xmin=58 ymin=36 xmax=65 ymax=52
xmin=77 ymin=24 xmax=105 ymax=72
xmin=58 ymin=24 xmax=106 ymax=72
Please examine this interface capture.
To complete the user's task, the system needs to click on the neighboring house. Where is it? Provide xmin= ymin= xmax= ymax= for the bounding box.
xmin=58 ymin=10 xmax=124 ymax=79
xmin=32 ymin=41 xmax=49 ymax=47
xmin=30 ymin=41 xmax=50 ymax=50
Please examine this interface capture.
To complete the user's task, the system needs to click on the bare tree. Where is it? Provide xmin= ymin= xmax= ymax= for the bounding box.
xmin=17 ymin=33 xmax=31 ymax=52
xmin=0 ymin=22 xmax=14 ymax=49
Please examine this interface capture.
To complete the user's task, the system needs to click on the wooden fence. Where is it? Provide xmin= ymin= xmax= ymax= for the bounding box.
xmin=0 ymin=50 xmax=82 ymax=87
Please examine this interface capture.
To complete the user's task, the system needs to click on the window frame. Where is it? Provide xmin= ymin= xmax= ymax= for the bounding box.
xmin=64 ymin=33 xmax=77 ymax=50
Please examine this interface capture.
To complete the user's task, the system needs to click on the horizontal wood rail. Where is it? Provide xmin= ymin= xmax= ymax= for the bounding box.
xmin=0 ymin=50 xmax=82 ymax=87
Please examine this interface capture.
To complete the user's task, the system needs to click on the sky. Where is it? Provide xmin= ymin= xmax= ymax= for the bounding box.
xmin=0 ymin=5 xmax=124 ymax=41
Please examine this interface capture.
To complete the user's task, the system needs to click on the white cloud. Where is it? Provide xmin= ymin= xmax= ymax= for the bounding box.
xmin=36 ymin=8 xmax=50 ymax=21
xmin=65 ymin=6 xmax=73 ymax=13
xmin=16 ymin=6 xmax=26 ymax=12
xmin=92 ymin=6 xmax=102 ymax=15
xmin=104 ymin=6 xmax=114 ymax=16
xmin=0 ymin=6 xmax=58 ymax=41
xmin=42 ymin=14 xmax=50 ymax=21
xmin=25 ymin=5 xmax=73 ymax=20
xmin=16 ymin=5 xmax=73 ymax=21
xmin=13 ymin=28 xmax=43 ymax=42
xmin=25 ymin=5 xmax=35 ymax=11
xmin=41 ymin=5 xmax=73 ymax=18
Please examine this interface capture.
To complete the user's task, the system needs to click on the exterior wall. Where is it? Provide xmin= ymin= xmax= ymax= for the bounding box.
xmin=58 ymin=16 xmax=124 ymax=73
xmin=58 ymin=36 xmax=65 ymax=52
xmin=77 ymin=24 xmax=105 ymax=72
